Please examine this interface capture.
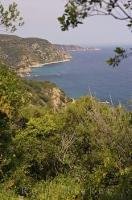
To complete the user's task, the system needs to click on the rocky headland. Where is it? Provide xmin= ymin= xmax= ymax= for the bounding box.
xmin=55 ymin=44 xmax=101 ymax=52
xmin=0 ymin=34 xmax=71 ymax=76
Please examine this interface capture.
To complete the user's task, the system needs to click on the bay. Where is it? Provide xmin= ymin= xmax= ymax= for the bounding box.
xmin=28 ymin=47 xmax=132 ymax=109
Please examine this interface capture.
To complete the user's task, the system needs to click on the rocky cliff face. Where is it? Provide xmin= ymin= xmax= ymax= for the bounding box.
xmin=0 ymin=62 xmax=71 ymax=116
xmin=0 ymin=34 xmax=71 ymax=76
xmin=25 ymin=80 xmax=71 ymax=110
xmin=51 ymin=87 xmax=69 ymax=111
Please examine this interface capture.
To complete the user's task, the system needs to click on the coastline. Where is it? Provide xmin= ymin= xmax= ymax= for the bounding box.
xmin=30 ymin=58 xmax=71 ymax=68
xmin=19 ymin=58 xmax=71 ymax=77
xmin=68 ymin=48 xmax=101 ymax=52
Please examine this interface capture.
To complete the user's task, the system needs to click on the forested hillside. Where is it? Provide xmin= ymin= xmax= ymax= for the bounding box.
xmin=0 ymin=34 xmax=71 ymax=76
xmin=0 ymin=63 xmax=131 ymax=200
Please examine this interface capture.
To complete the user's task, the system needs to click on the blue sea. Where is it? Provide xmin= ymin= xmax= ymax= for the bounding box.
xmin=28 ymin=47 xmax=132 ymax=109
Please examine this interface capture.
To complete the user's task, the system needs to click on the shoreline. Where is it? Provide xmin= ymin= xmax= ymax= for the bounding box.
xmin=19 ymin=58 xmax=71 ymax=77
xmin=30 ymin=58 xmax=71 ymax=68
xmin=68 ymin=48 xmax=101 ymax=52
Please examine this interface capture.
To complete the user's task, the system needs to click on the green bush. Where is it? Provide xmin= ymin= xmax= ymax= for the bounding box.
xmin=0 ymin=65 xmax=131 ymax=199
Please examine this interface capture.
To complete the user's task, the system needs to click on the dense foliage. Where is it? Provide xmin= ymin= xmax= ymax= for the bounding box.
xmin=0 ymin=64 xmax=132 ymax=199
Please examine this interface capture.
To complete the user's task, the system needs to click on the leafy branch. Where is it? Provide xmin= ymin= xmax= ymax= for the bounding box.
xmin=58 ymin=1 xmax=132 ymax=66
xmin=58 ymin=0 xmax=132 ymax=31
xmin=0 ymin=2 xmax=24 ymax=32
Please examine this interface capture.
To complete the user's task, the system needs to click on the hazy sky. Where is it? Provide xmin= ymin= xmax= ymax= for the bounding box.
xmin=1 ymin=0 xmax=132 ymax=46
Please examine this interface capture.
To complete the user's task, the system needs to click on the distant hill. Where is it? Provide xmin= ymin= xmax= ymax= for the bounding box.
xmin=55 ymin=44 xmax=101 ymax=52
xmin=0 ymin=34 xmax=71 ymax=76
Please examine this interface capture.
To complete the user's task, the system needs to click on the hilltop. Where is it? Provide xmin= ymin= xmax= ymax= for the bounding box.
xmin=0 ymin=34 xmax=71 ymax=76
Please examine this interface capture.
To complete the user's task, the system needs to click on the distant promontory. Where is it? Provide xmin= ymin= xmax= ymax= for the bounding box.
xmin=55 ymin=44 xmax=101 ymax=52
xmin=0 ymin=34 xmax=71 ymax=76
xmin=0 ymin=34 xmax=101 ymax=77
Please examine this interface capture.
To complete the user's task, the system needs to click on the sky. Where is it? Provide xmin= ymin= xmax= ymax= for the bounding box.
xmin=1 ymin=0 xmax=132 ymax=46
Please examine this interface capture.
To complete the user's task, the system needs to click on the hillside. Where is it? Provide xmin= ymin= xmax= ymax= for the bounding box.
xmin=0 ymin=34 xmax=71 ymax=76
xmin=0 ymin=62 xmax=131 ymax=200
xmin=0 ymin=63 xmax=71 ymax=117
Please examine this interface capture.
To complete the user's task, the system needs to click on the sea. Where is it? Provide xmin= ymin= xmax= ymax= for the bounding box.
xmin=28 ymin=47 xmax=132 ymax=110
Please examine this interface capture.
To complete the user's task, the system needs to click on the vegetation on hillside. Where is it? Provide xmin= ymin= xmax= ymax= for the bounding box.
xmin=0 ymin=63 xmax=131 ymax=200
xmin=0 ymin=34 xmax=70 ymax=76
xmin=0 ymin=1 xmax=131 ymax=199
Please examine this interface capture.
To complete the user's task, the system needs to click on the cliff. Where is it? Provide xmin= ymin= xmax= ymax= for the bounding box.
xmin=0 ymin=34 xmax=71 ymax=76
xmin=0 ymin=63 xmax=71 ymax=116
xmin=26 ymin=80 xmax=71 ymax=110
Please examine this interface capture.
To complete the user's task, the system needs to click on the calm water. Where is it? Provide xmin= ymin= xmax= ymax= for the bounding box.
xmin=29 ymin=47 xmax=132 ymax=108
